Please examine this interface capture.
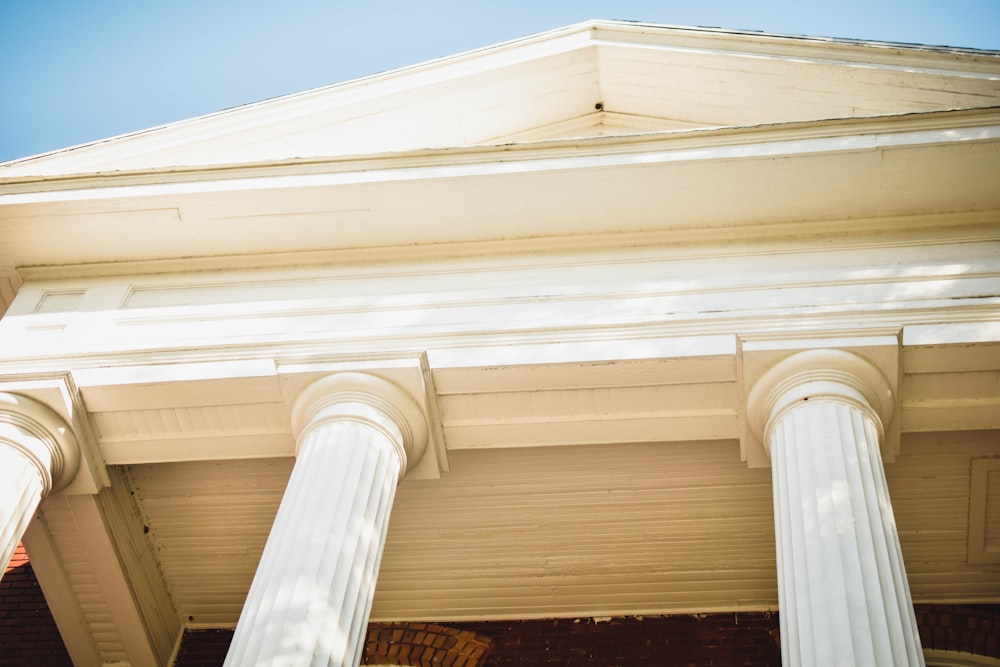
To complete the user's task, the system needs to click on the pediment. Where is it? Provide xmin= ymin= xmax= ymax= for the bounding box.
xmin=2 ymin=20 xmax=998 ymax=178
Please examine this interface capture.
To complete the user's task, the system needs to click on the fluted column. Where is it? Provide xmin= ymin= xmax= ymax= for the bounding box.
xmin=747 ymin=350 xmax=923 ymax=667
xmin=224 ymin=373 xmax=427 ymax=667
xmin=0 ymin=393 xmax=80 ymax=577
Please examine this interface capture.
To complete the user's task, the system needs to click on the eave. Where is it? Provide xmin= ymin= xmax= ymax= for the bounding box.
xmin=2 ymin=108 xmax=999 ymax=270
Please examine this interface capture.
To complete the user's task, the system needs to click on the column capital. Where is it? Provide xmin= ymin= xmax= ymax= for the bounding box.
xmin=290 ymin=372 xmax=428 ymax=475
xmin=746 ymin=349 xmax=895 ymax=456
xmin=0 ymin=392 xmax=80 ymax=495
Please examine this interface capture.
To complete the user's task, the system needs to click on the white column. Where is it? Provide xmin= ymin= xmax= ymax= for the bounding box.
xmin=224 ymin=372 xmax=427 ymax=667
xmin=0 ymin=392 xmax=80 ymax=577
xmin=748 ymin=350 xmax=923 ymax=667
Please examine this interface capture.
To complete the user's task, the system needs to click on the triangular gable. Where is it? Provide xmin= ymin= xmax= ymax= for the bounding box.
xmin=2 ymin=20 xmax=998 ymax=178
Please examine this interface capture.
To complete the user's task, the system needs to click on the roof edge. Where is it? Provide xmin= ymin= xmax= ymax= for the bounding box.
xmin=3 ymin=19 xmax=997 ymax=172
xmin=2 ymin=106 xmax=998 ymax=193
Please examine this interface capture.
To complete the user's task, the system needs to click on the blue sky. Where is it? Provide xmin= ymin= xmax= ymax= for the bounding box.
xmin=2 ymin=0 xmax=998 ymax=163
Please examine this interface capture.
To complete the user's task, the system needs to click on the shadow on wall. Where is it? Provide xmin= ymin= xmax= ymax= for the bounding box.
xmin=0 ymin=543 xmax=73 ymax=667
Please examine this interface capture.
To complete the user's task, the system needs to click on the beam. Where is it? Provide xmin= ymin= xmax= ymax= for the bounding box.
xmin=29 ymin=472 xmax=180 ymax=667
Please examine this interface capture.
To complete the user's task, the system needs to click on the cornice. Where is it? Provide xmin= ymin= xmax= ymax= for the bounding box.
xmin=0 ymin=306 xmax=996 ymax=381
xmin=591 ymin=20 xmax=1000 ymax=64
xmin=1 ymin=109 xmax=995 ymax=269
xmin=0 ymin=295 xmax=997 ymax=378
xmin=11 ymin=211 xmax=999 ymax=281
xmin=2 ymin=107 xmax=997 ymax=195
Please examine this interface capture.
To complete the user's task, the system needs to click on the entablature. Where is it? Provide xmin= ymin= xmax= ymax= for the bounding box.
xmin=0 ymin=226 xmax=997 ymax=468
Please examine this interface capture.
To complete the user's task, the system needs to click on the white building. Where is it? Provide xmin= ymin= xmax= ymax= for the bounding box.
xmin=1 ymin=20 xmax=999 ymax=667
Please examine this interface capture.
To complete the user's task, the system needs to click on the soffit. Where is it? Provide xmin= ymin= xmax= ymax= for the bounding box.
xmin=123 ymin=430 xmax=1000 ymax=625
xmin=589 ymin=38 xmax=1000 ymax=128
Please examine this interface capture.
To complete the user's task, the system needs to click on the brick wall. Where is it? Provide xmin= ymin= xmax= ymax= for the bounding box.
xmin=3 ymin=547 xmax=999 ymax=667
xmin=365 ymin=622 xmax=491 ymax=666
xmin=169 ymin=606 xmax=1000 ymax=667
xmin=0 ymin=544 xmax=73 ymax=667
xmin=169 ymin=623 xmax=493 ymax=667
xmin=451 ymin=614 xmax=780 ymax=667
xmin=171 ymin=628 xmax=234 ymax=667
xmin=171 ymin=614 xmax=780 ymax=667
xmin=917 ymin=604 xmax=1000 ymax=658
xmin=170 ymin=614 xmax=780 ymax=666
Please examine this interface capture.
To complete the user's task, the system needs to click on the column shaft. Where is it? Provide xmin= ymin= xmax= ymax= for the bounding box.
xmin=224 ymin=421 xmax=401 ymax=667
xmin=0 ymin=447 xmax=46 ymax=573
xmin=0 ymin=393 xmax=79 ymax=579
xmin=770 ymin=399 xmax=922 ymax=667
